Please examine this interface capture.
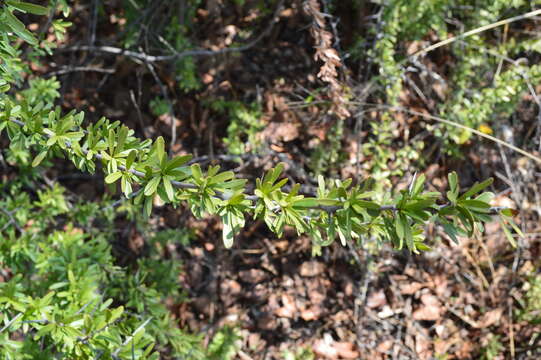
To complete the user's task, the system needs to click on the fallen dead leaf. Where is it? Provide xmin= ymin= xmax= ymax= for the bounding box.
xmin=413 ymin=293 xmax=443 ymax=321
xmin=477 ymin=308 xmax=503 ymax=328
xmin=400 ymin=282 xmax=424 ymax=295
xmin=378 ymin=305 xmax=395 ymax=319
xmin=366 ymin=290 xmax=387 ymax=309
xmin=300 ymin=306 xmax=323 ymax=321
xmin=300 ymin=261 xmax=326 ymax=277
xmin=275 ymin=294 xmax=297 ymax=319
xmin=313 ymin=335 xmax=359 ymax=359
xmin=376 ymin=339 xmax=393 ymax=353
xmin=238 ymin=269 xmax=268 ymax=283
xmin=415 ymin=331 xmax=433 ymax=360
xmin=259 ymin=121 xmax=299 ymax=143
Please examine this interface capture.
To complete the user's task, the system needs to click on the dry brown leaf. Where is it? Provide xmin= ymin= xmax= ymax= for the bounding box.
xmin=477 ymin=308 xmax=503 ymax=328
xmin=238 ymin=269 xmax=268 ymax=283
xmin=300 ymin=306 xmax=323 ymax=321
xmin=366 ymin=290 xmax=387 ymax=309
xmin=313 ymin=336 xmax=359 ymax=359
xmin=413 ymin=293 xmax=443 ymax=321
xmin=275 ymin=294 xmax=297 ymax=319
xmin=259 ymin=122 xmax=299 ymax=143
xmin=456 ymin=340 xmax=475 ymax=359
xmin=415 ymin=331 xmax=433 ymax=360
xmin=400 ymin=282 xmax=424 ymax=295
xmin=300 ymin=261 xmax=326 ymax=277
xmin=376 ymin=339 xmax=393 ymax=353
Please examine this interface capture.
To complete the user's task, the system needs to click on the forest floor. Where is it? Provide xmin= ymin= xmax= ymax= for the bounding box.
xmin=25 ymin=1 xmax=541 ymax=359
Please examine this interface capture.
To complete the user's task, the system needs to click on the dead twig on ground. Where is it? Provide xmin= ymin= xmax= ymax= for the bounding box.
xmin=60 ymin=0 xmax=284 ymax=64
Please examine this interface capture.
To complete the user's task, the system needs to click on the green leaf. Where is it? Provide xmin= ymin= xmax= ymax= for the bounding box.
xmin=292 ymin=198 xmax=318 ymax=208
xmin=121 ymin=176 xmax=132 ymax=196
xmin=459 ymin=178 xmax=494 ymax=200
xmin=354 ymin=200 xmax=381 ymax=211
xmin=46 ymin=136 xmax=57 ymax=147
xmin=504 ymin=215 xmax=524 ymax=239
xmin=191 ymin=163 xmax=202 ymax=181
xmin=446 ymin=190 xmax=457 ymax=203
xmin=144 ymin=176 xmax=161 ymax=196
xmin=207 ymin=165 xmax=220 ymax=177
xmin=143 ymin=195 xmax=153 ymax=218
xmin=0 ymin=82 xmax=10 ymax=93
xmin=500 ymin=208 xmax=518 ymax=217
xmin=316 ymin=199 xmax=341 ymax=206
xmin=395 ymin=215 xmax=405 ymax=248
xmin=411 ymin=173 xmax=426 ymax=195
xmin=475 ymin=191 xmax=494 ymax=204
xmin=165 ymin=154 xmax=192 ymax=172
xmin=4 ymin=10 xmax=38 ymax=45
xmin=105 ymin=171 xmax=122 ymax=184
xmin=442 ymin=221 xmax=459 ymax=244
xmin=221 ymin=209 xmax=244 ymax=249
xmin=401 ymin=214 xmax=414 ymax=251
xmin=125 ymin=150 xmax=136 ymax=169
xmin=222 ymin=212 xmax=235 ymax=249
xmin=209 ymin=171 xmax=234 ymax=185
xmin=107 ymin=128 xmax=115 ymax=154
xmin=7 ymin=1 xmax=49 ymax=15
xmin=116 ymin=126 xmax=128 ymax=155
xmin=155 ymin=136 xmax=165 ymax=164
xmin=162 ymin=177 xmax=175 ymax=201
xmin=448 ymin=171 xmax=458 ymax=199
xmin=35 ymin=323 xmax=55 ymax=338
xmin=263 ymin=163 xmax=284 ymax=186
xmin=500 ymin=219 xmax=517 ymax=248
xmin=270 ymin=178 xmax=288 ymax=192
xmin=456 ymin=206 xmax=475 ymax=236
xmin=32 ymin=150 xmax=47 ymax=167
xmin=414 ymin=241 xmax=431 ymax=252
xmin=461 ymin=199 xmax=491 ymax=213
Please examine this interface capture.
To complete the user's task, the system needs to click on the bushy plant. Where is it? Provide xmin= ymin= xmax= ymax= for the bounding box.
xmin=207 ymin=99 xmax=263 ymax=155
xmin=0 ymin=1 xmax=525 ymax=358
xmin=351 ymin=0 xmax=540 ymax=173
xmin=0 ymin=176 xmax=221 ymax=359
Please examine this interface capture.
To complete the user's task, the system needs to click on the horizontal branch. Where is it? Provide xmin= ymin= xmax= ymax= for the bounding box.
xmin=9 ymin=118 xmax=505 ymax=215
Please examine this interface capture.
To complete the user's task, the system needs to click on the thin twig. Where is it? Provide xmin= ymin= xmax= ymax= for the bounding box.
xmin=46 ymin=66 xmax=115 ymax=77
xmin=0 ymin=208 xmax=22 ymax=233
xmin=144 ymin=60 xmax=177 ymax=155
xmin=112 ymin=317 xmax=152 ymax=357
xmin=0 ymin=313 xmax=22 ymax=333
xmin=61 ymin=0 xmax=284 ymax=63
xmin=354 ymin=103 xmax=541 ymax=165
xmin=412 ymin=8 xmax=541 ymax=58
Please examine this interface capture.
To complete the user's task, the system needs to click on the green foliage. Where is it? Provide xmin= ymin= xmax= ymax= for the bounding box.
xmin=0 ymin=2 xmax=527 ymax=356
xmin=309 ymin=120 xmax=346 ymax=177
xmin=0 ymin=92 xmax=513 ymax=253
xmin=149 ymin=97 xmax=170 ymax=117
xmin=518 ymin=274 xmax=541 ymax=324
xmin=208 ymin=100 xmax=264 ymax=155
xmin=353 ymin=0 xmax=540 ymax=178
xmin=206 ymin=326 xmax=241 ymax=360
xmin=282 ymin=347 xmax=315 ymax=360
xmin=0 ymin=0 xmax=521 ymax=255
xmin=0 ymin=177 xmax=210 ymax=359
xmin=122 ymin=0 xmax=202 ymax=91
xmin=480 ymin=334 xmax=504 ymax=360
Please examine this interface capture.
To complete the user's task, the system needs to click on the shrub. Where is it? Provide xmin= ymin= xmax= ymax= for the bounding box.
xmin=0 ymin=1 xmax=525 ymax=358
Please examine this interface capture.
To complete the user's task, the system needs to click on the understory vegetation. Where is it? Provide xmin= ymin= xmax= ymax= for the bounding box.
xmin=1 ymin=0 xmax=541 ymax=359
